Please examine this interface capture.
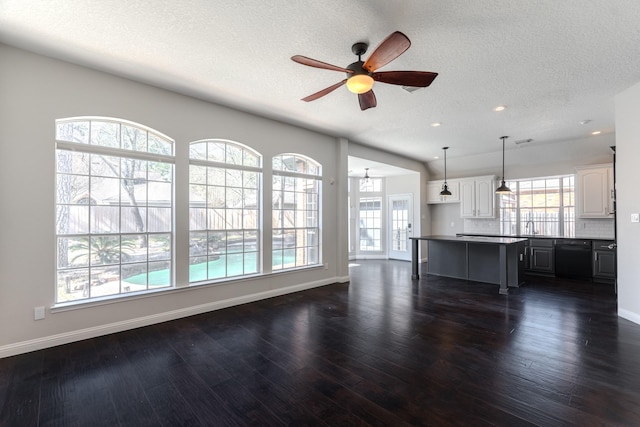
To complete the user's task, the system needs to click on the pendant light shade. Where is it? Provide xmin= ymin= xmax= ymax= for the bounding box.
xmin=440 ymin=147 xmax=452 ymax=196
xmin=363 ymin=167 xmax=370 ymax=183
xmin=496 ymin=136 xmax=512 ymax=194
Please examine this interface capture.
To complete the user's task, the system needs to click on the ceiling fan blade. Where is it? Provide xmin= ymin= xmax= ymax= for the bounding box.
xmin=301 ymin=79 xmax=347 ymax=102
xmin=291 ymin=55 xmax=353 ymax=73
xmin=358 ymin=90 xmax=377 ymax=111
xmin=372 ymin=71 xmax=438 ymax=87
xmin=363 ymin=31 xmax=411 ymax=72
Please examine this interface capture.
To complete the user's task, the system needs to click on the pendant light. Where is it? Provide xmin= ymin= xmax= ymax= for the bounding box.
xmin=496 ymin=136 xmax=512 ymax=194
xmin=440 ymin=147 xmax=452 ymax=196
xmin=363 ymin=168 xmax=370 ymax=183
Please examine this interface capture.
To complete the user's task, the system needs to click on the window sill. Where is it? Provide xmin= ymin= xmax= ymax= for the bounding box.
xmin=50 ymin=264 xmax=324 ymax=313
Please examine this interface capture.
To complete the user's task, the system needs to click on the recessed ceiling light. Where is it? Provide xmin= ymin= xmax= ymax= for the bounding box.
xmin=592 ymin=131 xmax=601 ymax=135
xmin=434 ymin=156 xmax=440 ymax=159
xmin=580 ymin=119 xmax=592 ymax=125
xmin=494 ymin=105 xmax=506 ymax=112
xmin=431 ymin=122 xmax=441 ymax=127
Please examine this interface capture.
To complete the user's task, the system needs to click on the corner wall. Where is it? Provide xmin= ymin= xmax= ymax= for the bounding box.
xmin=615 ymin=81 xmax=640 ymax=324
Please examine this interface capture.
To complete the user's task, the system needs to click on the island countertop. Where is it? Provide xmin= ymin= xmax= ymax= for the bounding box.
xmin=409 ymin=235 xmax=528 ymax=294
xmin=410 ymin=235 xmax=528 ymax=245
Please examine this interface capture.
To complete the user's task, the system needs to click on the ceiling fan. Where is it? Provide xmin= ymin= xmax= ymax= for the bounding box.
xmin=291 ymin=31 xmax=438 ymax=111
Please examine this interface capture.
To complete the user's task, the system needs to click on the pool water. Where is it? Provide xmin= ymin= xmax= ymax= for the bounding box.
xmin=124 ymin=252 xmax=297 ymax=285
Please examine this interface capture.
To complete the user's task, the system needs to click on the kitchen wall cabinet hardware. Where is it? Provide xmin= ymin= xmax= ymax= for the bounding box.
xmin=576 ymin=164 xmax=614 ymax=218
xmin=460 ymin=176 xmax=496 ymax=218
xmin=427 ymin=180 xmax=459 ymax=204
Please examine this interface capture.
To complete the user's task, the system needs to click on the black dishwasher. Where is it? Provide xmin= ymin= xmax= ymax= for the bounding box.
xmin=554 ymin=239 xmax=592 ymax=280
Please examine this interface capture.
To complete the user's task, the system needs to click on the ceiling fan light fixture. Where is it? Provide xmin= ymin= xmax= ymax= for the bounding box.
xmin=347 ymin=74 xmax=374 ymax=94
xmin=292 ymin=31 xmax=437 ymax=109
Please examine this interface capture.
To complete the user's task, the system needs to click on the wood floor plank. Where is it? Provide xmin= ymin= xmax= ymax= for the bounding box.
xmin=2 ymin=260 xmax=640 ymax=425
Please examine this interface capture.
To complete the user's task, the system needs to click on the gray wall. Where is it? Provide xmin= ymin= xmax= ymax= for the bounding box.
xmin=615 ymin=81 xmax=640 ymax=325
xmin=430 ymin=203 xmax=464 ymax=236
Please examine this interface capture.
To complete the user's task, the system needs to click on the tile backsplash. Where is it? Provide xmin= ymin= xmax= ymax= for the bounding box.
xmin=463 ymin=218 xmax=501 ymax=234
xmin=463 ymin=218 xmax=615 ymax=239
xmin=575 ymin=218 xmax=615 ymax=239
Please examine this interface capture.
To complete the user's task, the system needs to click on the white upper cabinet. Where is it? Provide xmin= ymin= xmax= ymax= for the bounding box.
xmin=427 ymin=180 xmax=460 ymax=204
xmin=576 ymin=164 xmax=614 ymax=218
xmin=460 ymin=176 xmax=496 ymax=218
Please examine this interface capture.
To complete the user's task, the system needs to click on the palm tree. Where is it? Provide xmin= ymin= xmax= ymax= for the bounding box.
xmin=70 ymin=236 xmax=136 ymax=265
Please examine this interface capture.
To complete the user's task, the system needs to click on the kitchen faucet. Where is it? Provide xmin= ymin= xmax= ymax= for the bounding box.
xmin=525 ymin=220 xmax=536 ymax=235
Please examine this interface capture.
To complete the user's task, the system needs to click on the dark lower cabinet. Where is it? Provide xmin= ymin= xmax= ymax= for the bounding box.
xmin=593 ymin=240 xmax=616 ymax=282
xmin=526 ymin=239 xmax=555 ymax=274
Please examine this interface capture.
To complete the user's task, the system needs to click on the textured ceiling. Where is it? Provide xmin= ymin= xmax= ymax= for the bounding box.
xmin=2 ymin=1 xmax=640 ymax=171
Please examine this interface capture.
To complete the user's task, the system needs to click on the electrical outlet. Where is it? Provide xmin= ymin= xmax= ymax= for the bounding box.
xmin=324 ymin=263 xmax=329 ymax=270
xmin=632 ymin=213 xmax=640 ymax=223
xmin=34 ymin=306 xmax=45 ymax=320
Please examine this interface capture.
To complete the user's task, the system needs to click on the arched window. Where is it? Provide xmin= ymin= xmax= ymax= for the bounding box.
xmin=272 ymin=154 xmax=322 ymax=270
xmin=189 ymin=140 xmax=262 ymax=282
xmin=55 ymin=117 xmax=174 ymax=303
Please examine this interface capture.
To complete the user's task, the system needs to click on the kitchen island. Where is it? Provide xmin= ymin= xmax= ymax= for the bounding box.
xmin=410 ymin=235 xmax=528 ymax=294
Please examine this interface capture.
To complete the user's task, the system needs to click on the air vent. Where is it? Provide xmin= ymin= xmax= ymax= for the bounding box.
xmin=514 ymin=138 xmax=534 ymax=145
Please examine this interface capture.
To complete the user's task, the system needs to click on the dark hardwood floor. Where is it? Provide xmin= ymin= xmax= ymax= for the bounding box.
xmin=2 ymin=260 xmax=640 ymax=426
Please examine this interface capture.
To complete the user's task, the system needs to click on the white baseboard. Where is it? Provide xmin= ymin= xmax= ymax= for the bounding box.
xmin=0 ymin=277 xmax=339 ymax=358
xmin=618 ymin=308 xmax=640 ymax=326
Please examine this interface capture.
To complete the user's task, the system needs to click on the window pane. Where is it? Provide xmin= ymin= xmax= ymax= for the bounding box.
xmin=190 ymin=208 xmax=206 ymax=230
xmin=55 ymin=118 xmax=175 ymax=303
xmin=148 ymin=182 xmax=172 ymax=207
xmin=189 ymin=256 xmax=207 ymax=282
xmin=56 ymin=268 xmax=89 ymax=302
xmin=122 ymin=263 xmax=147 ymax=292
xmin=91 ymin=121 xmax=120 ymax=148
xmin=243 ymin=150 xmax=259 ymax=167
xmin=90 ymin=266 xmax=120 ymax=298
xmin=208 ymin=209 xmax=225 ymax=230
xmin=147 ymin=261 xmax=171 ymax=287
xmin=121 ymin=207 xmax=147 ymax=233
xmin=190 ymin=165 xmax=207 ymax=184
xmin=56 ymin=150 xmax=90 ymax=175
xmin=148 ymin=234 xmax=171 ymax=261
xmin=226 ymin=144 xmax=242 ymax=165
xmin=148 ymin=134 xmax=173 ymax=156
xmin=244 ymin=171 xmax=259 ymax=189
xmin=57 ymin=121 xmax=90 ymax=144
xmin=57 ymin=205 xmax=89 ymax=234
xmin=208 ymin=142 xmax=226 ymax=163
xmin=189 ymin=142 xmax=207 ymax=160
xmin=188 ymin=139 xmax=263 ymax=282
xmin=500 ymin=174 xmax=574 ymax=237
xmin=121 ymin=125 xmax=147 ymax=152
xmin=59 ymin=237 xmax=89 ymax=268
xmin=148 ymin=207 xmax=171 ymax=232
xmin=272 ymin=159 xmax=321 ymax=270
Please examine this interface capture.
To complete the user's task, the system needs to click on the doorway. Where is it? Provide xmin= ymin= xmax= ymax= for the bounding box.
xmin=388 ymin=194 xmax=413 ymax=261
